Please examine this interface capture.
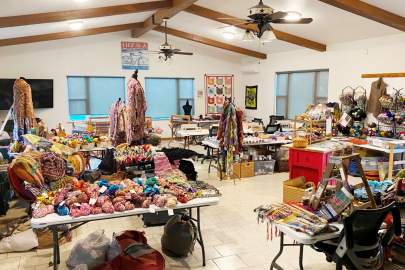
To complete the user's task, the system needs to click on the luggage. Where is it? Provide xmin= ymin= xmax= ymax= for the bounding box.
xmin=95 ymin=230 xmax=165 ymax=270
xmin=161 ymin=214 xmax=197 ymax=257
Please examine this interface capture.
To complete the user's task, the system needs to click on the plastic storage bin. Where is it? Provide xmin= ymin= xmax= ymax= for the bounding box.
xmin=254 ymin=160 xmax=276 ymax=175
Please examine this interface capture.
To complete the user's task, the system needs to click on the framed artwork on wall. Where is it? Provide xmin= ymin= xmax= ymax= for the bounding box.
xmin=205 ymin=74 xmax=233 ymax=114
xmin=245 ymin=85 xmax=258 ymax=110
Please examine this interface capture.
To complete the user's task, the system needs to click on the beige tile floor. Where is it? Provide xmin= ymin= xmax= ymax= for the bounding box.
xmin=2 ymin=145 xmax=403 ymax=270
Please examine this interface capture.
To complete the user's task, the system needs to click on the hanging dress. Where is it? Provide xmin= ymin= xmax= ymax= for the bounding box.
xmin=12 ymin=79 xmax=36 ymax=139
xmin=109 ymin=99 xmax=126 ymax=146
xmin=126 ymin=78 xmax=147 ymax=144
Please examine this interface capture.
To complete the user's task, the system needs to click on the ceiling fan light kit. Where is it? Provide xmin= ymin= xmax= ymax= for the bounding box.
xmin=284 ymin=11 xmax=303 ymax=22
xmin=243 ymin=30 xmax=255 ymax=42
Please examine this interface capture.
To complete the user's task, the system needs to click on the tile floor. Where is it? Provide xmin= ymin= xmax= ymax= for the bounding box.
xmin=2 ymin=146 xmax=403 ymax=270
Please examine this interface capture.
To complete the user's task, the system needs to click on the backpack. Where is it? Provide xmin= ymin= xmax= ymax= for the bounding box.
xmin=95 ymin=230 xmax=165 ymax=270
xmin=161 ymin=214 xmax=197 ymax=257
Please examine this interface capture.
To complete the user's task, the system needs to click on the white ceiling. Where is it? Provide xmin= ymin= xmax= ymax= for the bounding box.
xmin=0 ymin=0 xmax=404 ymax=55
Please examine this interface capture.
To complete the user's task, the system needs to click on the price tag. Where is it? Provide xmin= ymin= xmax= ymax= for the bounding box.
xmin=74 ymin=203 xmax=81 ymax=207
xmin=99 ymin=186 xmax=107 ymax=194
xmin=168 ymin=209 xmax=174 ymax=216
xmin=149 ymin=205 xmax=156 ymax=213
xmin=130 ymin=189 xmax=135 ymax=194
xmin=89 ymin=198 xmax=97 ymax=206
xmin=59 ymin=201 xmax=65 ymax=207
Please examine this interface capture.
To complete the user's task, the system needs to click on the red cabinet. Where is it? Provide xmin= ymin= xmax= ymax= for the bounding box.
xmin=288 ymin=147 xmax=331 ymax=187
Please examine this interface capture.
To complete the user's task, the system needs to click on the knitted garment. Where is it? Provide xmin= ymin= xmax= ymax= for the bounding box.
xmin=109 ymin=100 xmax=127 ymax=146
xmin=13 ymin=79 xmax=36 ymax=138
xmin=40 ymin=152 xmax=66 ymax=182
xmin=126 ymin=78 xmax=147 ymax=144
xmin=217 ymin=102 xmax=243 ymax=176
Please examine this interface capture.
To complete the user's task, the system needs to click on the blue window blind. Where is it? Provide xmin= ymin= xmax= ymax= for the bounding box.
xmin=145 ymin=78 xmax=195 ymax=120
xmin=67 ymin=76 xmax=125 ymax=121
xmin=275 ymin=70 xmax=329 ymax=119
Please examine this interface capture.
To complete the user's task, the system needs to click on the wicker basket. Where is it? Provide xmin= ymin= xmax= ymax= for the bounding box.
xmin=283 ymin=177 xmax=315 ymax=203
xmin=292 ymin=137 xmax=308 ymax=148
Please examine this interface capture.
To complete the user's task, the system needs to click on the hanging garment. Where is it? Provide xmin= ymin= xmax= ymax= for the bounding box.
xmin=109 ymin=100 xmax=127 ymax=146
xmin=367 ymin=78 xmax=387 ymax=117
xmin=217 ymin=102 xmax=243 ymax=176
xmin=126 ymin=78 xmax=147 ymax=144
xmin=12 ymin=79 xmax=36 ymax=138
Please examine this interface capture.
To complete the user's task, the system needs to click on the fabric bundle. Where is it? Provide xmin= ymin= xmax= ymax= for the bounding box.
xmin=126 ymin=78 xmax=147 ymax=144
xmin=10 ymin=154 xmax=44 ymax=187
xmin=40 ymin=152 xmax=66 ymax=182
xmin=12 ymin=78 xmax=37 ymax=138
xmin=109 ymin=99 xmax=127 ymax=146
xmin=217 ymin=101 xmax=244 ymax=176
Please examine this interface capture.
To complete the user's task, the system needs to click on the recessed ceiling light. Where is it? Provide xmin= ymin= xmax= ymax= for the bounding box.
xmin=69 ymin=21 xmax=83 ymax=31
xmin=284 ymin=11 xmax=302 ymax=21
xmin=222 ymin=31 xmax=235 ymax=40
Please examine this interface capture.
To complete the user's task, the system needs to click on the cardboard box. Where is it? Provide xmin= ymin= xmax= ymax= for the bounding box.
xmin=283 ymin=176 xmax=315 ymax=203
xmin=217 ymin=161 xmax=254 ymax=179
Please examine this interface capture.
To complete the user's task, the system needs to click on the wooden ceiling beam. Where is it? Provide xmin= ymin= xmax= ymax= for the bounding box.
xmin=185 ymin=4 xmax=327 ymax=52
xmin=319 ymin=0 xmax=405 ymax=32
xmin=154 ymin=26 xmax=267 ymax=59
xmin=132 ymin=0 xmax=198 ymax=38
xmin=0 ymin=22 xmax=143 ymax=47
xmin=0 ymin=0 xmax=171 ymax=28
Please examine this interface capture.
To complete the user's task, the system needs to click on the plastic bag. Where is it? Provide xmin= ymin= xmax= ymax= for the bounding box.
xmin=0 ymin=229 xmax=38 ymax=253
xmin=66 ymin=230 xmax=110 ymax=270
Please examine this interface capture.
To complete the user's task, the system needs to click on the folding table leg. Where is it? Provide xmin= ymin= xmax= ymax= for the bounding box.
xmin=270 ymin=232 xmax=284 ymax=270
xmin=51 ymin=226 xmax=60 ymax=270
xmin=299 ymin=244 xmax=304 ymax=270
xmin=196 ymin=207 xmax=206 ymax=266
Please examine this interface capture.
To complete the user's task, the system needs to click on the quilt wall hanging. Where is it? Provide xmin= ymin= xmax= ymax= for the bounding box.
xmin=121 ymin=41 xmax=149 ymax=70
xmin=205 ymin=74 xmax=233 ymax=114
xmin=245 ymin=85 xmax=258 ymax=110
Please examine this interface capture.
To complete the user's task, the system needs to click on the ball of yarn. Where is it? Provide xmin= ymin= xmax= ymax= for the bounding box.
xmin=77 ymin=193 xmax=89 ymax=204
xmin=102 ymin=201 xmax=115 ymax=214
xmin=107 ymin=185 xmax=119 ymax=196
xmin=112 ymin=197 xmax=125 ymax=204
xmin=57 ymin=205 xmax=69 ymax=216
xmin=166 ymin=196 xmax=177 ymax=208
xmin=153 ymin=195 xmax=167 ymax=208
xmin=80 ymin=203 xmax=91 ymax=216
xmin=32 ymin=205 xmax=54 ymax=218
xmin=131 ymin=194 xmax=146 ymax=207
xmin=91 ymin=206 xmax=102 ymax=215
xmin=70 ymin=207 xmax=81 ymax=218
xmin=96 ymin=195 xmax=109 ymax=207
xmin=124 ymin=201 xmax=135 ymax=211
xmin=114 ymin=202 xmax=126 ymax=212
xmin=141 ymin=197 xmax=152 ymax=208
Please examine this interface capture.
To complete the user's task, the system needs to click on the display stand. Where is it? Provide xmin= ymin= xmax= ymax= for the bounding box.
xmin=310 ymin=153 xmax=376 ymax=210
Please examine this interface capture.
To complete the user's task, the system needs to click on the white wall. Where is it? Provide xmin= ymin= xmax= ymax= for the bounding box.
xmin=0 ymin=30 xmax=244 ymax=137
xmin=241 ymin=33 xmax=405 ymax=123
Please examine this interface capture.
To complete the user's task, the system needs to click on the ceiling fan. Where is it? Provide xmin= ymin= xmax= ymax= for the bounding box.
xmin=149 ymin=19 xmax=193 ymax=62
xmin=220 ymin=0 xmax=313 ymax=41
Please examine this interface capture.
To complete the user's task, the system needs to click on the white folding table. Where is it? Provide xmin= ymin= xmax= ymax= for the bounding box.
xmin=270 ymin=223 xmax=343 ymax=270
xmin=31 ymin=197 xmax=220 ymax=270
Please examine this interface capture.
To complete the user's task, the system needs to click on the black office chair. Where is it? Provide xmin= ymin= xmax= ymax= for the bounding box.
xmin=264 ymin=124 xmax=281 ymax=134
xmin=313 ymin=202 xmax=402 ymax=270
xmin=269 ymin=115 xmax=285 ymax=125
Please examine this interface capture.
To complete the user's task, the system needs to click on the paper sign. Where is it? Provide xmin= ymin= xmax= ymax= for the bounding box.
xmin=99 ymin=186 xmax=107 ymax=193
xmin=89 ymin=198 xmax=97 ymax=206
xmin=59 ymin=201 xmax=65 ymax=207
xmin=149 ymin=206 xmax=156 ymax=213
xmin=168 ymin=209 xmax=174 ymax=216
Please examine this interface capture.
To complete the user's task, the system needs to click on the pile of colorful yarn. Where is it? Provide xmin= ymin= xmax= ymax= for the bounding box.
xmin=114 ymin=144 xmax=154 ymax=164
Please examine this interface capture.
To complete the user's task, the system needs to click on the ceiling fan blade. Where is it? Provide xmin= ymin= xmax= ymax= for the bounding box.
xmin=173 ymin=51 xmax=193 ymax=55
xmin=272 ymin=18 xmax=313 ymax=24
xmin=216 ymin=22 xmax=249 ymax=29
xmin=217 ymin=17 xmax=246 ymax=20
xmin=145 ymin=51 xmax=162 ymax=54
xmin=268 ymin=11 xmax=288 ymax=21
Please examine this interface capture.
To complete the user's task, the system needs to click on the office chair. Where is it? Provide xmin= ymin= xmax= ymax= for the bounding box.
xmin=269 ymin=115 xmax=285 ymax=125
xmin=264 ymin=124 xmax=281 ymax=134
xmin=313 ymin=202 xmax=402 ymax=270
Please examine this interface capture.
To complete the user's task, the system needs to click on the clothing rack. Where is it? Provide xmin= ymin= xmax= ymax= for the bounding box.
xmin=361 ymin=72 xmax=405 ymax=78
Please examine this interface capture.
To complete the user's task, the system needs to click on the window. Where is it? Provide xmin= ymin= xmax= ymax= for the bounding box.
xmin=276 ymin=70 xmax=329 ymax=119
xmin=67 ymin=76 xmax=126 ymax=121
xmin=145 ymin=78 xmax=195 ymax=120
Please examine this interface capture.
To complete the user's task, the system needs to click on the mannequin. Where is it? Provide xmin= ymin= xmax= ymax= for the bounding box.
xmin=182 ymin=100 xmax=192 ymax=116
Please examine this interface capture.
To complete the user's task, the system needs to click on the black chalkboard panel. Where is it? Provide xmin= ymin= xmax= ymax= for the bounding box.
xmin=0 ymin=79 xmax=54 ymax=110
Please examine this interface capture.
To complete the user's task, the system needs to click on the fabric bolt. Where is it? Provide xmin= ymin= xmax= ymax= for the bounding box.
xmin=367 ymin=78 xmax=387 ymax=117
xmin=126 ymin=78 xmax=147 ymax=144
xmin=12 ymin=78 xmax=37 ymax=138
